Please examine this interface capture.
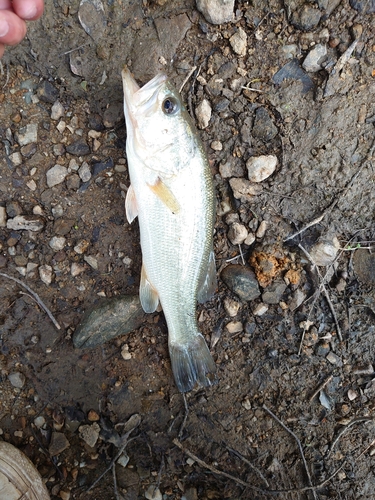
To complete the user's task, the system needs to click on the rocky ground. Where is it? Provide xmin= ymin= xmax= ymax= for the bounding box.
xmin=1 ymin=0 xmax=375 ymax=498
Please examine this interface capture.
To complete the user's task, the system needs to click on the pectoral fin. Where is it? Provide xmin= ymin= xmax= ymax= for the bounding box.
xmin=197 ymin=249 xmax=217 ymax=303
xmin=125 ymin=184 xmax=138 ymax=223
xmin=148 ymin=177 xmax=180 ymax=214
xmin=140 ymin=264 xmax=159 ymax=313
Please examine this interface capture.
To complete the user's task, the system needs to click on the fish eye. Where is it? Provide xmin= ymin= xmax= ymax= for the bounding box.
xmin=162 ymin=96 xmax=179 ymax=115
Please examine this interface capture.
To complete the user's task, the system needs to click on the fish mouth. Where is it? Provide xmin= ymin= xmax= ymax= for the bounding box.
xmin=122 ymin=66 xmax=167 ymax=114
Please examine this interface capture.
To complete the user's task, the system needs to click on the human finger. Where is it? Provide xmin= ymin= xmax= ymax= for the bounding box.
xmin=0 ymin=9 xmax=27 ymax=46
xmin=12 ymin=0 xmax=44 ymax=20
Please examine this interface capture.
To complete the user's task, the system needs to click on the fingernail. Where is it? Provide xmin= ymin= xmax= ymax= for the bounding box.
xmin=0 ymin=19 xmax=9 ymax=38
xmin=23 ymin=4 xmax=37 ymax=19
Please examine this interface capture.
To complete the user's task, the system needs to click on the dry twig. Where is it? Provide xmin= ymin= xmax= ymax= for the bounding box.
xmin=326 ymin=416 xmax=375 ymax=460
xmin=179 ymin=65 xmax=197 ymax=94
xmin=226 ymin=446 xmax=270 ymax=487
xmin=0 ymin=272 xmax=61 ymax=330
xmin=308 ymin=374 xmax=334 ymax=403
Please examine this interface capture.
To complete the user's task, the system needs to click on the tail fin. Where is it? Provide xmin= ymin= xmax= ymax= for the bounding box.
xmin=169 ymin=333 xmax=217 ymax=392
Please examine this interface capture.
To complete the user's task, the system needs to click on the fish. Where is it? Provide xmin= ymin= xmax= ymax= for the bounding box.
xmin=121 ymin=66 xmax=217 ymax=392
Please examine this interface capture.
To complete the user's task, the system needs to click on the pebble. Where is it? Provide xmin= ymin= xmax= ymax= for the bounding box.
xmin=49 ymin=236 xmax=66 ymax=251
xmin=78 ymin=162 xmax=91 ymax=182
xmin=244 ymin=232 xmax=255 ymax=246
xmin=221 ymin=264 xmax=261 ymax=301
xmin=66 ymin=140 xmax=90 ymax=156
xmin=71 ymin=262 xmax=85 ymax=277
xmin=10 ymin=152 xmax=22 ymax=166
xmin=210 ymin=140 xmax=223 ymax=151
xmin=272 ymin=59 xmax=314 ymax=94
xmin=196 ymin=0 xmax=234 ymax=24
xmin=49 ymin=432 xmax=70 ymax=456
xmin=353 ymin=249 xmax=375 ymax=284
xmin=291 ymin=4 xmax=321 ymax=31
xmin=88 ymin=410 xmax=100 ymax=422
xmin=56 ymin=121 xmax=66 ymax=133
xmin=229 ymin=178 xmax=262 ymax=202
xmin=26 ymin=179 xmax=37 ymax=191
xmin=51 ymin=101 xmax=65 ymax=120
xmin=37 ymin=80 xmax=59 ymax=103
xmin=34 ymin=416 xmax=46 ymax=428
xmin=302 ymin=44 xmax=327 ymax=72
xmin=226 ymin=321 xmax=243 ymax=333
xmin=229 ymin=27 xmax=247 ymax=56
xmin=67 ymin=174 xmax=81 ymax=190
xmin=315 ymin=342 xmax=330 ymax=357
xmin=79 ymin=423 xmax=100 ymax=448
xmin=0 ymin=206 xmax=6 ymax=227
xmin=252 ymin=108 xmax=278 ymax=142
xmin=6 ymin=201 xmax=23 ymax=217
xmin=84 ymin=255 xmax=98 ymax=270
xmin=7 ymin=215 xmax=44 ymax=232
xmin=223 ymin=297 xmax=240 ymax=317
xmin=227 ymin=222 xmax=248 ymax=245
xmin=262 ymin=281 xmax=287 ymax=304
xmin=219 ymin=157 xmax=244 ymax=178
xmin=255 ymin=220 xmax=268 ymax=239
xmin=121 ymin=344 xmax=132 ymax=360
xmin=8 ymin=372 xmax=26 ymax=388
xmin=74 ymin=240 xmax=90 ymax=254
xmin=326 ymin=352 xmax=342 ymax=366
xmin=195 ymin=99 xmax=212 ymax=129
xmin=253 ymin=303 xmax=269 ymax=316
xmin=39 ymin=264 xmax=54 ymax=285
xmin=247 ymin=155 xmax=278 ymax=183
xmin=46 ymin=165 xmax=68 ymax=187
xmin=15 ymin=123 xmax=38 ymax=146
xmin=242 ymin=397 xmax=251 ymax=410
xmin=73 ymin=294 xmax=145 ymax=348
xmin=145 ymin=485 xmax=162 ymax=500
xmin=309 ymin=237 xmax=340 ymax=266
xmin=53 ymin=144 xmax=66 ymax=156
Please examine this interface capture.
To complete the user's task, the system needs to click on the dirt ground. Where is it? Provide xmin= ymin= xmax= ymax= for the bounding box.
xmin=1 ymin=0 xmax=375 ymax=498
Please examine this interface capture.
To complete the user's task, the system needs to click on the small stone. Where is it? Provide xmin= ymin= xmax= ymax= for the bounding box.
xmin=252 ymin=108 xmax=278 ymax=142
xmin=256 ymin=220 xmax=268 ymax=239
xmin=51 ymin=100 xmax=65 ymax=120
xmin=6 ymin=201 xmax=23 ymax=217
xmin=88 ymin=129 xmax=101 ymax=139
xmin=47 ymin=165 xmax=68 ymax=187
xmin=71 ymin=262 xmax=86 ymax=277
xmin=229 ymin=27 xmax=247 ymax=56
xmin=247 ymin=155 xmax=277 ymax=183
xmin=49 ymin=432 xmax=70 ymax=456
xmin=34 ymin=416 xmax=46 ymax=428
xmin=10 ymin=152 xmax=22 ymax=166
xmin=15 ymin=123 xmax=38 ymax=146
xmin=291 ymin=4 xmax=321 ymax=31
xmin=228 ymin=222 xmax=248 ymax=245
xmin=210 ymin=140 xmax=223 ymax=151
xmin=229 ymin=178 xmax=262 ymax=202
xmin=59 ymin=491 xmax=70 ymax=500
xmin=49 ymin=236 xmax=66 ymax=251
xmin=226 ymin=321 xmax=243 ymax=333
xmin=66 ymin=140 xmax=90 ymax=156
xmin=8 ymin=372 xmax=26 ymax=388
xmin=78 ymin=162 xmax=91 ymax=182
xmin=253 ymin=303 xmax=268 ymax=316
xmin=302 ymin=44 xmax=327 ymax=72
xmin=53 ymin=143 xmax=66 ymax=156
xmin=196 ymin=0 xmax=234 ymax=25
xmin=56 ymin=121 xmax=66 ymax=133
xmin=37 ymin=81 xmax=59 ymax=103
xmin=87 ymin=410 xmax=100 ymax=422
xmin=315 ymin=342 xmax=330 ymax=357
xmin=7 ymin=215 xmax=44 ymax=232
xmin=26 ymin=179 xmax=37 ymax=191
xmin=84 ymin=255 xmax=98 ymax=270
xmin=182 ymin=488 xmax=198 ymax=500
xmin=223 ymin=297 xmax=240 ymax=317
xmin=348 ymin=389 xmax=358 ymax=401
xmin=309 ymin=237 xmax=340 ymax=266
xmin=262 ymin=281 xmax=287 ymax=305
xmin=0 ymin=206 xmax=6 ymax=227
xmin=244 ymin=232 xmax=255 ymax=246
xmin=39 ymin=264 xmax=54 ymax=285
xmin=221 ymin=264 xmax=261 ymax=301
xmin=353 ymin=249 xmax=375 ymax=284
xmin=326 ymin=352 xmax=342 ymax=366
xmin=66 ymin=174 xmax=81 ymax=190
xmin=115 ymin=164 xmax=127 ymax=172
xmin=74 ymin=239 xmax=90 ymax=254
xmin=14 ymin=255 xmax=27 ymax=267
xmin=79 ymin=422 xmax=100 ymax=448
xmin=242 ymin=397 xmax=251 ymax=410
xmin=121 ymin=346 xmax=132 ymax=360
xmin=195 ymin=99 xmax=212 ymax=129
xmin=145 ymin=485 xmax=162 ymax=500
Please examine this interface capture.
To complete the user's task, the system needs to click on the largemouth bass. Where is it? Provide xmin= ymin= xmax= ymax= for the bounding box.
xmin=122 ymin=67 xmax=217 ymax=392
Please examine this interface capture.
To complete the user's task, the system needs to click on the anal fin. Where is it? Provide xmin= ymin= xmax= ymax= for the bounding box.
xmin=139 ymin=264 xmax=159 ymax=313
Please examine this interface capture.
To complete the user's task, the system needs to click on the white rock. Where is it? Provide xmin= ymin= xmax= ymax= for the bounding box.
xmin=223 ymin=297 xmax=240 ymax=317
xmin=39 ymin=264 xmax=54 ymax=285
xmin=78 ymin=161 xmax=91 ymax=182
xmin=71 ymin=262 xmax=85 ymax=277
xmin=51 ymin=100 xmax=65 ymax=120
xmin=79 ymin=423 xmax=100 ymax=448
xmin=226 ymin=321 xmax=243 ymax=333
xmin=302 ymin=44 xmax=327 ymax=72
xmin=256 ymin=220 xmax=268 ymax=239
xmin=46 ymin=165 xmax=68 ymax=187
xmin=196 ymin=0 xmax=234 ymax=25
xmin=228 ymin=222 xmax=248 ymax=245
xmin=242 ymin=397 xmax=251 ymax=410
xmin=8 ymin=372 xmax=26 ymax=388
xmin=34 ymin=416 xmax=46 ymax=428
xmin=247 ymin=155 xmax=278 ymax=182
xmin=230 ymin=27 xmax=247 ymax=56
xmin=49 ymin=236 xmax=66 ymax=251
xmin=195 ymin=99 xmax=212 ymax=129
xmin=7 ymin=215 xmax=44 ymax=231
xmin=15 ymin=123 xmax=38 ymax=146
xmin=145 ymin=485 xmax=162 ymax=500
xmin=229 ymin=178 xmax=262 ymax=202
xmin=56 ymin=120 xmax=66 ymax=133
xmin=10 ymin=152 xmax=22 ymax=166
xmin=26 ymin=262 xmax=38 ymax=278
xmin=309 ymin=237 xmax=340 ymax=266
xmin=0 ymin=206 xmax=6 ymax=227
xmin=244 ymin=232 xmax=255 ymax=246
xmin=84 ymin=255 xmax=98 ymax=269
xmin=211 ymin=140 xmax=223 ymax=151
xmin=74 ymin=239 xmax=89 ymax=254
xmin=26 ymin=179 xmax=37 ymax=191
xmin=253 ymin=303 xmax=268 ymax=316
